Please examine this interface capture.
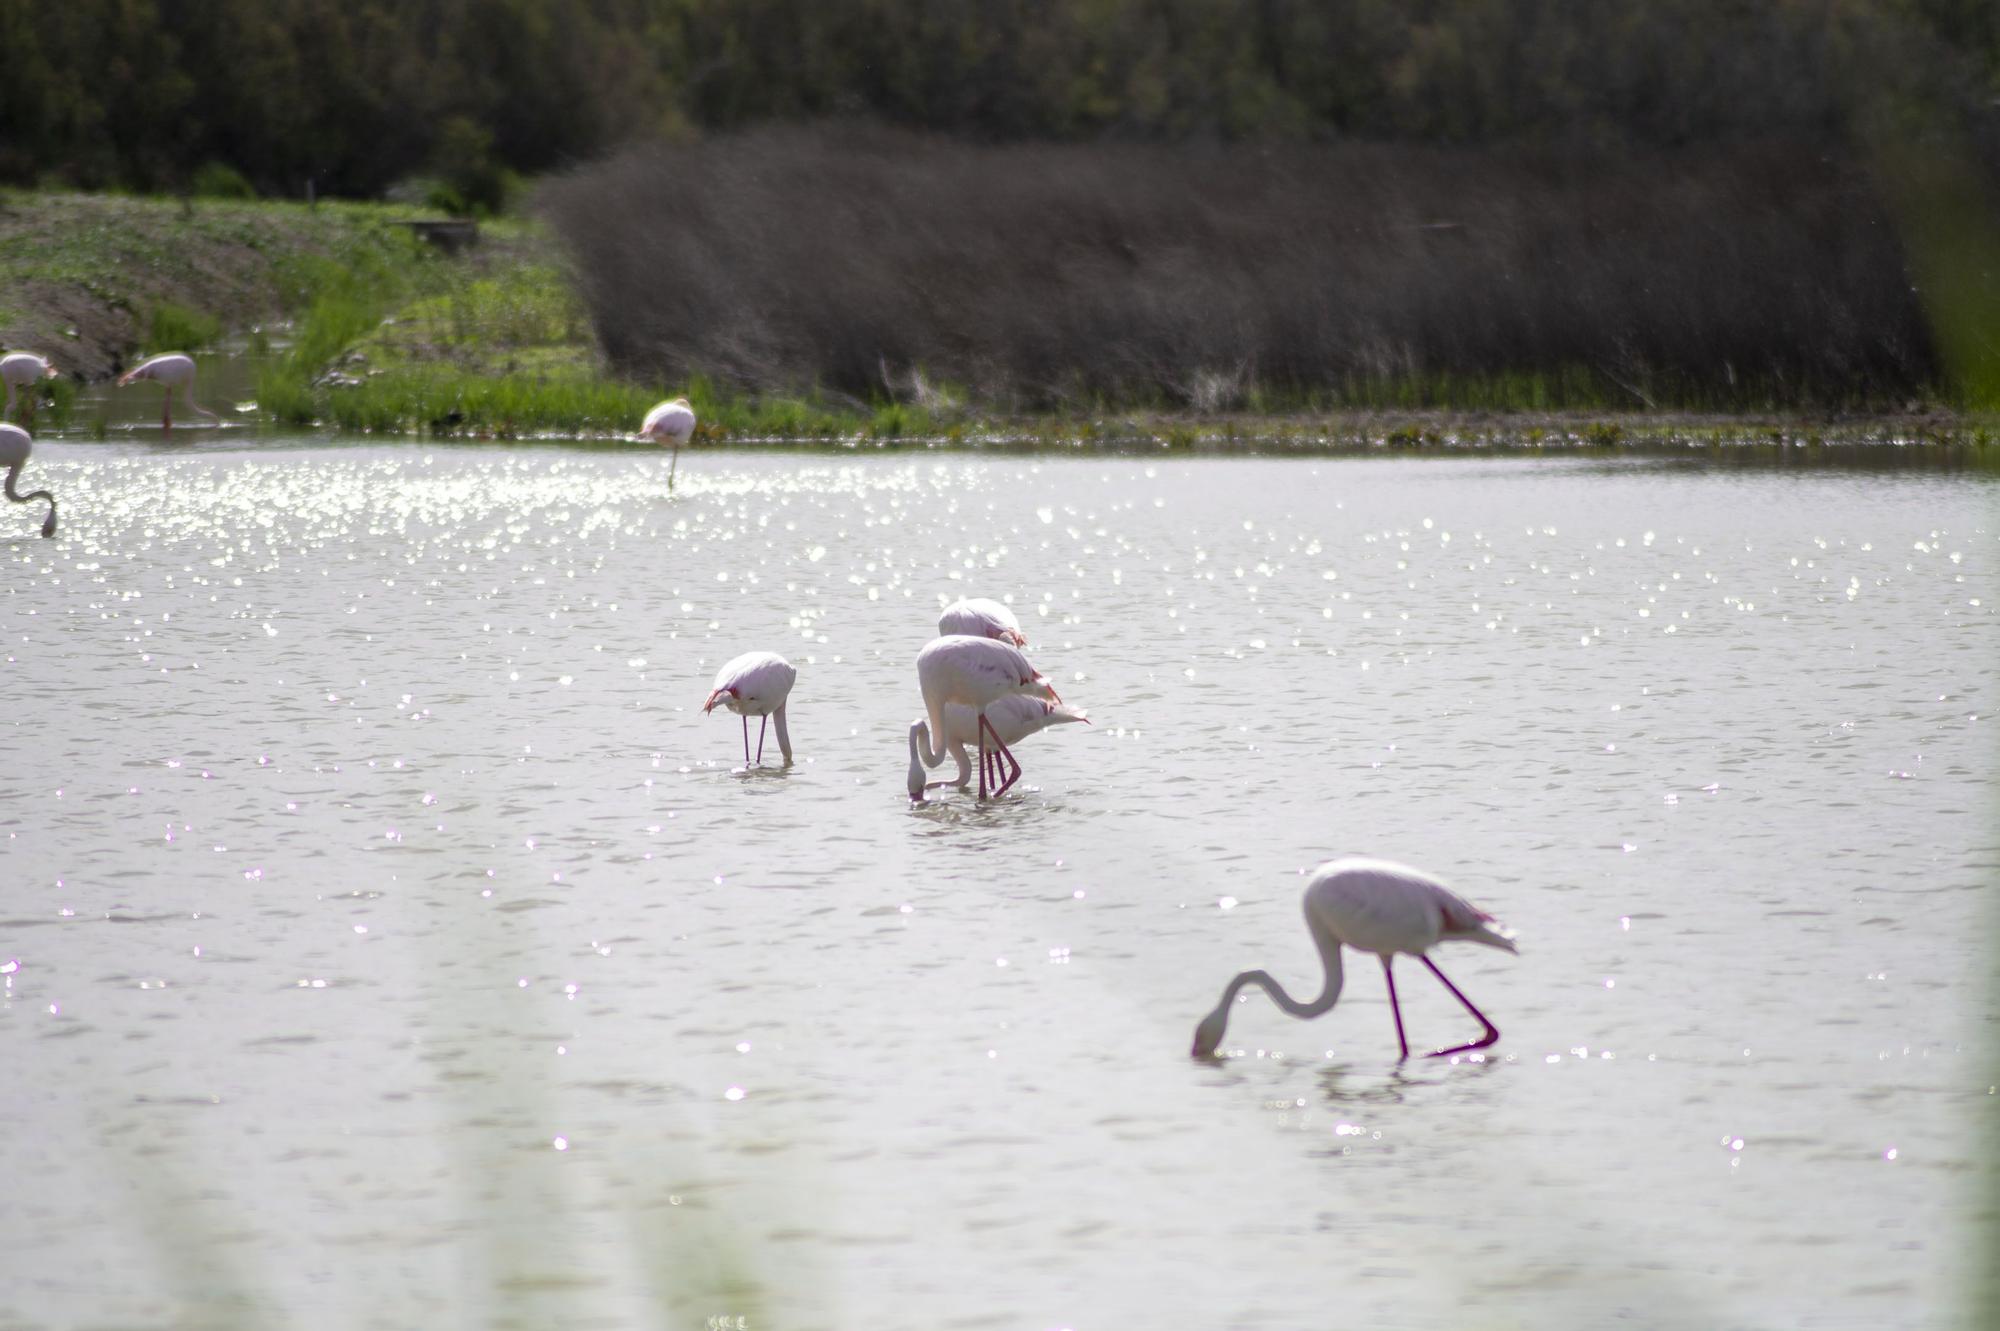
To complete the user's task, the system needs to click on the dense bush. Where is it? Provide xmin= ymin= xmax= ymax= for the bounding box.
xmin=542 ymin=127 xmax=1938 ymax=410
xmin=190 ymin=162 xmax=257 ymax=199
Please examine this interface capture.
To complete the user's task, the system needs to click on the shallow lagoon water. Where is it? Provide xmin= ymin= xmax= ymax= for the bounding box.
xmin=1 ymin=439 xmax=1993 ymax=1329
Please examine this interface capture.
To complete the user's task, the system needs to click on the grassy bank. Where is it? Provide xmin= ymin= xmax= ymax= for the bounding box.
xmin=0 ymin=192 xmax=437 ymax=380
xmin=5 ymin=187 xmax=1994 ymax=447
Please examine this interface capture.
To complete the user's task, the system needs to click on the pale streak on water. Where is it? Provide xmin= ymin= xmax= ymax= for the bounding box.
xmin=0 ymin=439 xmax=1992 ymax=1330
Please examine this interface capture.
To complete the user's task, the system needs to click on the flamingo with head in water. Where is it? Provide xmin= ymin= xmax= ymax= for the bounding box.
xmin=915 ymin=635 xmax=1062 ymax=799
xmin=118 ymin=353 xmax=219 ymax=433
xmin=703 ymin=650 xmax=797 ymax=767
xmin=1190 ymin=857 xmax=1517 ymax=1061
xmin=639 ymin=397 xmax=696 ymax=491
xmin=907 ymin=694 xmax=1087 ymax=800
xmin=0 ymin=423 xmax=57 ymax=538
xmin=1 ymin=353 xmax=59 ymax=426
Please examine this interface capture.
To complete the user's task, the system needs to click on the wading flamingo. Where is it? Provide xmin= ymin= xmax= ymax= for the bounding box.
xmin=118 ymin=353 xmax=219 ymax=433
xmin=703 ymin=651 xmax=797 ymax=767
xmin=1 ymin=353 xmax=59 ymax=426
xmin=938 ymin=596 xmax=1027 ymax=646
xmin=1191 ymin=857 xmax=1517 ymax=1061
xmin=640 ymin=397 xmax=697 ymax=491
xmin=915 ymin=635 xmax=1061 ymax=799
xmin=0 ymin=423 xmax=57 ymax=538
xmin=907 ymin=695 xmax=1087 ymax=800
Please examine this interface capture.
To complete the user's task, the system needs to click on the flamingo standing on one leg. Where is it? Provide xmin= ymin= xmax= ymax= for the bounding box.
xmin=0 ymin=423 xmax=57 ymax=538
xmin=117 ymin=353 xmax=220 ymax=434
xmin=938 ymin=596 xmax=1028 ymax=646
xmin=907 ymin=695 xmax=1088 ymax=801
xmin=1 ymin=353 xmax=59 ymax=426
xmin=915 ymin=635 xmax=1061 ymax=800
xmin=702 ymin=651 xmax=797 ymax=767
xmin=1190 ymin=857 xmax=1517 ymax=1061
xmin=639 ymin=397 xmax=697 ymax=492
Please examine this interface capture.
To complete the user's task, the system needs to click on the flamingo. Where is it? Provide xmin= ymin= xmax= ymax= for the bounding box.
xmin=702 ymin=651 xmax=797 ymax=766
xmin=639 ymin=397 xmax=697 ymax=491
xmin=117 ymin=353 xmax=219 ymax=433
xmin=1190 ymin=857 xmax=1517 ymax=1061
xmin=0 ymin=423 xmax=57 ymax=538
xmin=915 ymin=635 xmax=1062 ymax=799
xmin=1 ymin=353 xmax=58 ymax=426
xmin=938 ymin=596 xmax=1027 ymax=646
xmin=907 ymin=695 xmax=1088 ymax=801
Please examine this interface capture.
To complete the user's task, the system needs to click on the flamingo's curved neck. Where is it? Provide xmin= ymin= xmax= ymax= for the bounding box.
xmin=910 ymin=720 xmax=950 ymax=769
xmin=4 ymin=463 xmax=56 ymax=536
xmin=770 ymin=702 xmax=792 ymax=764
xmin=1221 ymin=922 xmax=1346 ymax=1022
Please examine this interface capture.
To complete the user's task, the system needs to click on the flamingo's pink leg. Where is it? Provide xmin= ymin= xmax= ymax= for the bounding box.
xmin=978 ymin=713 xmax=1023 ymax=798
xmin=1418 ymin=955 xmax=1502 ymax=1058
xmin=163 ymin=394 xmax=172 ymax=433
xmin=740 ymin=713 xmax=750 ymax=766
xmin=755 ymin=715 xmax=769 ymax=765
xmin=1381 ymin=956 xmax=1412 ymax=1061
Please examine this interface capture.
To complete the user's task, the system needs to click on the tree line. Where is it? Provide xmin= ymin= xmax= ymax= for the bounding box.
xmin=1 ymin=0 xmax=1994 ymax=199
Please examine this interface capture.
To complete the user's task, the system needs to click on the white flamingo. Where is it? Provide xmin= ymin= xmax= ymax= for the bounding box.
xmin=639 ymin=397 xmax=697 ymax=491
xmin=938 ymin=596 xmax=1027 ymax=646
xmin=915 ymin=635 xmax=1061 ymax=799
xmin=1191 ymin=857 xmax=1517 ymax=1061
xmin=117 ymin=353 xmax=219 ymax=433
xmin=907 ymin=695 xmax=1088 ymax=800
xmin=0 ymin=423 xmax=57 ymax=538
xmin=1 ymin=353 xmax=58 ymax=426
xmin=702 ymin=651 xmax=797 ymax=766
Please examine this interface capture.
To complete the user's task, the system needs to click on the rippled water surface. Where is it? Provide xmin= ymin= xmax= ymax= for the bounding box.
xmin=2 ymin=440 xmax=1993 ymax=1329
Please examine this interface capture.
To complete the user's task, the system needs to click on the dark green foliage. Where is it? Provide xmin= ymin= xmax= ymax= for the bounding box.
xmin=430 ymin=116 xmax=515 ymax=217
xmin=0 ymin=1 xmax=1993 ymax=197
xmin=191 ymin=162 xmax=258 ymax=199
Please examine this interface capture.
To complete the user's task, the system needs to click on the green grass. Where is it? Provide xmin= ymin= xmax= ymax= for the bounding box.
xmin=143 ymin=301 xmax=222 ymax=354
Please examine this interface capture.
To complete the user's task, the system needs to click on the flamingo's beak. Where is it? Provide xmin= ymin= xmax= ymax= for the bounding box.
xmin=702 ymin=688 xmax=733 ymax=713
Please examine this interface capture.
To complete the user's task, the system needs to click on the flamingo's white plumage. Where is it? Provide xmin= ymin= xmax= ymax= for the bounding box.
xmin=1191 ymin=857 xmax=1517 ymax=1061
xmin=117 ymin=353 xmax=219 ymax=432
xmin=702 ymin=650 xmax=797 ymax=766
xmin=640 ymin=396 xmax=697 ymax=490
xmin=938 ymin=596 xmax=1027 ymax=646
xmin=914 ymin=635 xmax=1060 ymax=799
xmin=907 ymin=695 xmax=1087 ymax=799
xmin=1 ymin=353 xmax=58 ymax=425
xmin=0 ymin=423 xmax=57 ymax=538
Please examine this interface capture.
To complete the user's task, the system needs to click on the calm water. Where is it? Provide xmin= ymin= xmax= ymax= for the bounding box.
xmin=1 ymin=439 xmax=1993 ymax=1330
